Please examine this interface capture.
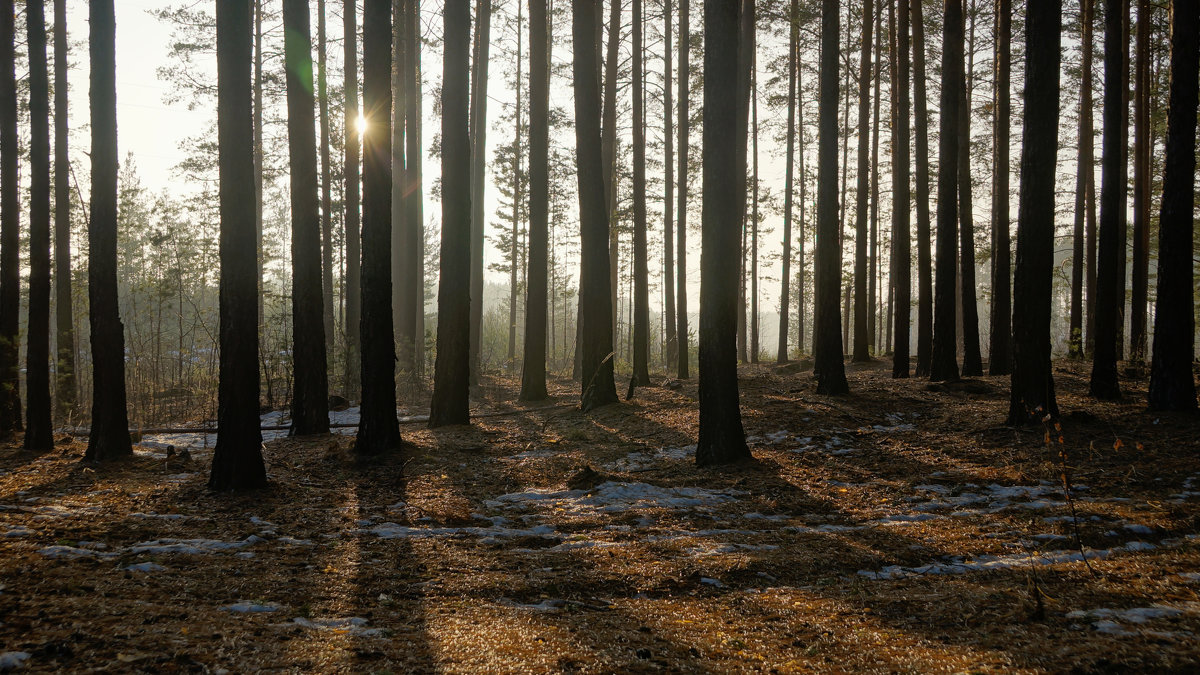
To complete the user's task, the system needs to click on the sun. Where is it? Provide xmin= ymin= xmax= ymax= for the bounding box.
xmin=356 ymin=113 xmax=368 ymax=136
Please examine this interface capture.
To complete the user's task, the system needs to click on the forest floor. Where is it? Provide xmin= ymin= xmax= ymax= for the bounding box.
xmin=1 ymin=360 xmax=1199 ymax=673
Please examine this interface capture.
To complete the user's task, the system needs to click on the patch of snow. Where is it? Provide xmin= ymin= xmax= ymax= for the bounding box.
xmin=37 ymin=545 xmax=116 ymax=559
xmin=130 ymin=512 xmax=190 ymax=521
xmin=870 ymin=513 xmax=942 ymax=526
xmin=501 ymin=598 xmax=567 ymax=612
xmin=1178 ymin=572 xmax=1200 ymax=583
xmin=857 ymin=541 xmax=1159 ymax=580
xmin=0 ymin=652 xmax=31 ymax=670
xmin=360 ymin=522 xmax=556 ymax=541
xmin=292 ymin=616 xmax=385 ymax=637
xmin=1123 ymin=524 xmax=1155 ymax=535
xmin=485 ymin=481 xmax=743 ymax=515
xmin=742 ymin=513 xmax=791 ymax=521
xmin=700 ymin=577 xmax=726 ymax=588
xmin=223 ymin=602 xmax=282 ymax=613
xmin=123 ymin=562 xmax=166 ymax=573
xmin=2 ymin=527 xmax=33 ymax=538
xmin=606 ymin=444 xmax=695 ymax=472
xmin=1067 ymin=602 xmax=1199 ymax=625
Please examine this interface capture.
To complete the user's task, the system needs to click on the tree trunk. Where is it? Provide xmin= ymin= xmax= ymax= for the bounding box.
xmin=750 ymin=57 xmax=760 ymax=364
xmin=521 ymin=0 xmax=550 ymax=402
xmin=735 ymin=0 xmax=754 ymax=368
xmin=1069 ymin=1 xmax=1089 ymax=360
xmin=1115 ymin=0 xmax=1130 ymax=363
xmin=1089 ymin=0 xmax=1127 ymax=400
xmin=796 ymin=45 xmax=806 ymax=355
xmin=430 ymin=0 xmax=474 ymax=426
xmin=631 ymin=0 xmax=651 ymax=388
xmin=24 ymin=0 xmax=52 ymax=450
xmin=283 ymin=0 xmax=331 ymax=435
xmin=663 ymin=0 xmax=677 ymax=372
xmin=318 ymin=0 xmax=336 ymax=367
xmin=676 ymin=0 xmax=691 ymax=379
xmin=52 ymin=0 xmax=76 ymax=419
xmin=0 ymin=0 xmax=21 ymax=436
xmin=84 ymin=0 xmax=131 ymax=459
xmin=814 ymin=0 xmax=849 ymax=395
xmin=1147 ymin=0 xmax=1198 ymax=411
xmin=1129 ymin=0 xmax=1151 ymax=365
xmin=404 ymin=0 xmax=425 ymax=379
xmin=1008 ymin=0 xmax=1061 ymax=425
xmin=603 ymin=0 xmax=621 ymax=350
xmin=574 ymin=0 xmax=619 ymax=411
xmin=929 ymin=0 xmax=962 ymax=382
xmin=778 ymin=0 xmax=798 ymax=364
xmin=391 ymin=0 xmax=409 ymax=373
xmin=697 ymin=0 xmax=749 ymax=466
xmin=852 ymin=0 xmax=874 ymax=363
xmin=356 ymin=0 xmax=402 ymax=452
xmin=344 ymin=0 xmax=362 ymax=399
xmin=211 ymin=0 xmax=267 ymax=489
xmin=893 ymin=0 xmax=911 ymax=378
xmin=911 ymin=0 xmax=933 ymax=377
xmin=958 ymin=17 xmax=983 ymax=377
xmin=255 ymin=0 xmax=265 ymax=353
xmin=1082 ymin=0 xmax=1098 ymax=357
xmin=870 ymin=1 xmax=883 ymax=356
xmin=467 ymin=0 xmax=490 ymax=385
xmin=990 ymin=0 xmax=1013 ymax=373
xmin=509 ymin=4 xmax=525 ymax=369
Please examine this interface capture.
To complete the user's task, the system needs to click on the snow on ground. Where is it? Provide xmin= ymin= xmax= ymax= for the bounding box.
xmin=485 ymin=481 xmax=745 ymax=516
xmin=906 ymin=482 xmax=1086 ymax=514
xmin=605 ymin=445 xmax=695 ymax=472
xmin=1066 ymin=602 xmax=1200 ymax=637
xmin=222 ymin=602 xmax=283 ymax=613
xmin=857 ymin=540 xmax=1161 ymax=580
xmin=290 ymin=616 xmax=386 ymax=637
xmin=0 ymin=652 xmax=31 ymax=670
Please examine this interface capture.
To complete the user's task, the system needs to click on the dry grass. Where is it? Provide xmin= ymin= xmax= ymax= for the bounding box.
xmin=1 ymin=361 xmax=1198 ymax=673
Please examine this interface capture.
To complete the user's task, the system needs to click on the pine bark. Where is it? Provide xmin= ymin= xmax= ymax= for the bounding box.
xmin=467 ymin=0 xmax=490 ymax=384
xmin=1089 ymin=0 xmax=1127 ymax=400
xmin=53 ymin=0 xmax=76 ymax=417
xmin=521 ymin=0 xmax=550 ymax=401
xmin=405 ymin=0 xmax=425 ymax=378
xmin=0 ymin=0 xmax=21 ymax=436
xmin=911 ymin=0 xmax=933 ymax=377
xmin=357 ymin=0 xmax=402 ymax=452
xmin=852 ymin=0 xmax=874 ymax=363
xmin=1129 ymin=0 xmax=1151 ymax=365
xmin=24 ymin=0 xmax=53 ymax=451
xmin=814 ymin=0 xmax=848 ymax=395
xmin=929 ymin=0 xmax=962 ymax=382
xmin=508 ymin=5 xmax=524 ymax=369
xmin=676 ymin=0 xmax=691 ymax=379
xmin=631 ymin=0 xmax=651 ymax=387
xmin=893 ymin=0 xmax=911 ymax=378
xmin=697 ymin=0 xmax=749 ymax=465
xmin=602 ymin=0 xmax=620 ymax=349
xmin=318 ymin=0 xmax=336 ymax=363
xmin=778 ymin=0 xmax=798 ymax=364
xmin=1082 ymin=0 xmax=1098 ymax=357
xmin=344 ymin=0 xmax=362 ymax=398
xmin=958 ymin=47 xmax=983 ymax=376
xmin=1147 ymin=1 xmax=1197 ymax=411
xmin=211 ymin=0 xmax=267 ymax=489
xmin=430 ymin=0 xmax=474 ymax=426
xmin=663 ymin=0 xmax=677 ymax=372
xmin=283 ymin=0 xmax=331 ymax=435
xmin=990 ymin=0 xmax=1013 ymax=373
xmin=84 ymin=0 xmax=132 ymax=459
xmin=1008 ymin=0 xmax=1061 ymax=425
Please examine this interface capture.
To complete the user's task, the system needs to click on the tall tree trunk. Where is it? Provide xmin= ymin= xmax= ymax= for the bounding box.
xmin=697 ymin=0 xmax=749 ymax=466
xmin=84 ymin=0 xmax=130 ymax=459
xmin=893 ymin=0 xmax=911 ymax=378
xmin=52 ymin=0 xmax=75 ymax=418
xmin=676 ymin=0 xmax=691 ymax=379
xmin=734 ymin=0 xmax=754 ymax=367
xmin=1069 ymin=1 xmax=1090 ymax=360
xmin=1129 ymin=0 xmax=1151 ymax=365
xmin=990 ymin=0 xmax=1012 ymax=373
xmin=750 ymin=59 xmax=759 ymax=364
xmin=0 ymin=0 xmax=20 ymax=436
xmin=1115 ymin=0 xmax=1130 ymax=362
xmin=1090 ymin=0 xmax=1128 ymax=400
xmin=852 ymin=0 xmax=874 ymax=362
xmin=24 ymin=0 xmax=52 ymax=450
xmin=255 ymin=0 xmax=265 ymax=348
xmin=930 ymin=0 xmax=962 ymax=382
xmin=796 ymin=46 xmax=806 ymax=355
xmin=431 ymin=0 xmax=474 ymax=426
xmin=1008 ymin=0 xmax=1061 ymax=424
xmin=603 ymin=0 xmax=621 ymax=349
xmin=318 ymin=0 xmax=336 ymax=366
xmin=509 ymin=3 xmax=525 ymax=368
xmin=870 ymin=1 xmax=883 ymax=356
xmin=391 ymin=0 xmax=409 ymax=374
xmin=958 ymin=9 xmax=983 ymax=377
xmin=211 ymin=0 xmax=267 ymax=489
xmin=521 ymin=0 xmax=550 ymax=401
xmin=815 ymin=0 xmax=849 ymax=395
xmin=910 ymin=0 xmax=933 ymax=376
xmin=1148 ymin=0 xmax=1198 ymax=411
xmin=777 ymin=0 xmax=798 ymax=364
xmin=663 ymin=0 xmax=677 ymax=372
xmin=283 ymin=0 xmax=331 ymax=435
xmin=357 ymin=0 xmax=402 ymax=452
xmin=404 ymin=0 xmax=425 ymax=379
xmin=468 ymin=0 xmax=490 ymax=385
xmin=344 ymin=0 xmax=362 ymax=399
xmin=631 ymin=0 xmax=651 ymax=388
xmin=574 ymin=0 xmax=619 ymax=411
xmin=1082 ymin=0 xmax=1098 ymax=357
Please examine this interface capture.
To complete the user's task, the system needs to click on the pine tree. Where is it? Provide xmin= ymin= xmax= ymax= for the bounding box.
xmin=0 ymin=0 xmax=21 ymax=436
xmin=521 ymin=0 xmax=550 ymax=402
xmin=468 ymin=0 xmax=491 ymax=384
xmin=1069 ymin=0 xmax=1093 ymax=360
xmin=344 ymin=0 xmax=362 ymax=398
xmin=930 ymin=0 xmax=963 ymax=382
xmin=676 ymin=0 xmax=691 ymax=379
xmin=852 ymin=0 xmax=874 ymax=363
xmin=893 ymin=0 xmax=912 ymax=379
xmin=911 ymin=0 xmax=934 ymax=377
xmin=631 ymin=0 xmax=651 ymax=390
xmin=24 ymin=0 xmax=53 ymax=451
xmin=777 ymin=0 xmax=798 ymax=364
xmin=53 ymin=0 xmax=76 ymax=417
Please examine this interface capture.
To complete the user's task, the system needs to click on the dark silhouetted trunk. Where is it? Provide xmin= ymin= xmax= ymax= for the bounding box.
xmin=1129 ymin=0 xmax=1150 ymax=365
xmin=852 ymin=0 xmax=873 ymax=363
xmin=431 ymin=0 xmax=473 ymax=426
xmin=990 ymin=0 xmax=1013 ymax=373
xmin=814 ymin=0 xmax=848 ymax=395
xmin=631 ymin=0 xmax=651 ymax=388
xmin=778 ymin=0 xmax=797 ymax=364
xmin=603 ymin=0 xmax=620 ymax=351
xmin=930 ymin=0 xmax=962 ymax=382
xmin=958 ymin=64 xmax=983 ymax=375
xmin=1082 ymin=0 xmax=1098 ymax=356
xmin=893 ymin=0 xmax=911 ymax=378
xmin=0 ymin=0 xmax=20 ymax=435
xmin=24 ymin=0 xmax=52 ymax=451
xmin=734 ymin=0 xmax=754 ymax=367
xmin=1070 ymin=0 xmax=1089 ymax=360
xmin=663 ymin=0 xmax=677 ymax=372
xmin=697 ymin=0 xmax=749 ymax=465
xmin=211 ymin=0 xmax=267 ymax=489
xmin=318 ymin=0 xmax=336 ymax=362
xmin=1008 ymin=0 xmax=1062 ymax=425
xmin=53 ymin=0 xmax=75 ymax=418
xmin=796 ymin=45 xmax=806 ymax=354
xmin=574 ymin=0 xmax=619 ymax=411
xmin=84 ymin=0 xmax=131 ymax=459
xmin=357 ymin=0 xmax=402 ymax=452
xmin=1147 ymin=1 xmax=1197 ymax=411
xmin=406 ymin=0 xmax=424 ymax=377
xmin=750 ymin=64 xmax=759 ymax=364
xmin=344 ymin=0 xmax=362 ymax=398
xmin=676 ymin=0 xmax=691 ymax=379
xmin=521 ymin=0 xmax=550 ymax=401
xmin=283 ymin=0 xmax=331 ymax=434
xmin=1089 ymin=0 xmax=1127 ymax=400
xmin=468 ymin=0 xmax=490 ymax=384
xmin=507 ymin=4 xmax=523 ymax=368
xmin=911 ymin=0 xmax=933 ymax=376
